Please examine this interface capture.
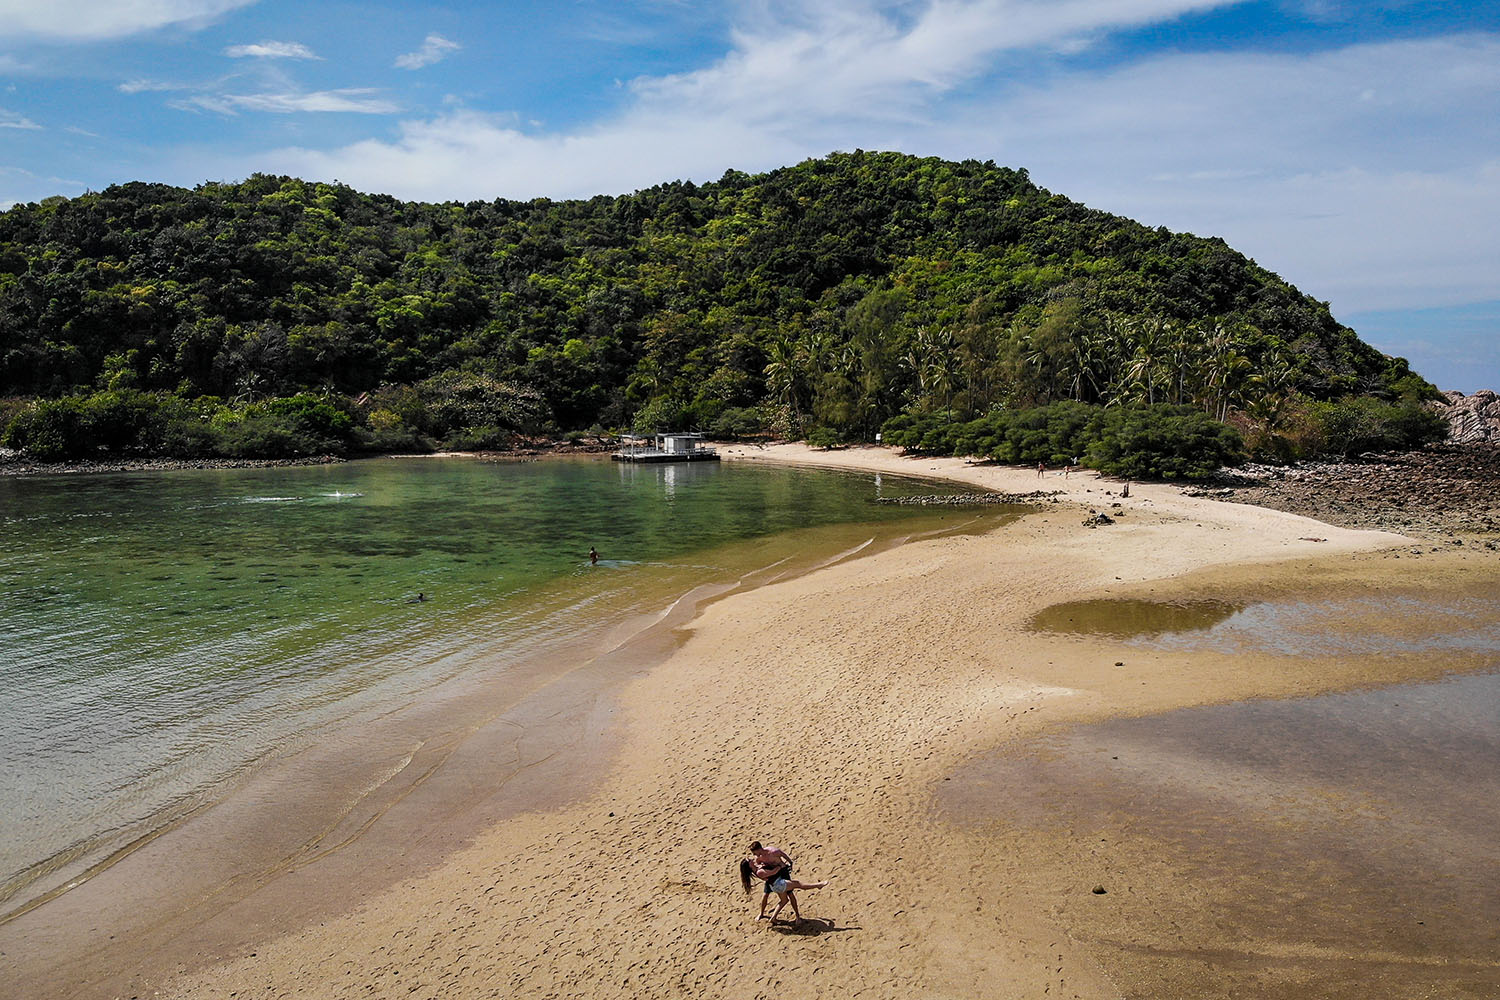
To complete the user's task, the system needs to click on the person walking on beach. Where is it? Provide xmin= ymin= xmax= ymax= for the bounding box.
xmin=1037 ymin=460 xmax=1046 ymax=477
xmin=739 ymin=842 xmax=832 ymax=923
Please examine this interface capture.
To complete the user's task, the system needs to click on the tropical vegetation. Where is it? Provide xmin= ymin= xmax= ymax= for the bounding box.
xmin=0 ymin=151 xmax=1444 ymax=470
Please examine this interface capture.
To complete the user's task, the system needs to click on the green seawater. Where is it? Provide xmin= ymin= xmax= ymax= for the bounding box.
xmin=0 ymin=456 xmax=1003 ymax=913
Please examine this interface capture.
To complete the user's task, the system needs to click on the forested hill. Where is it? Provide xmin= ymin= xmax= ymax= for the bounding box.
xmin=0 ymin=151 xmax=1435 ymax=464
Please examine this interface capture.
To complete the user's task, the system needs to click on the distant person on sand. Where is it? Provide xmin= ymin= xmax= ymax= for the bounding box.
xmin=1037 ymin=460 xmax=1046 ymax=477
xmin=589 ymin=546 xmax=599 ymax=565
xmin=739 ymin=841 xmax=832 ymax=923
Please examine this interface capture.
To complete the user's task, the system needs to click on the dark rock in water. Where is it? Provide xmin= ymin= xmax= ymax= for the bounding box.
xmin=877 ymin=490 xmax=1059 ymax=506
xmin=0 ymin=454 xmax=347 ymax=477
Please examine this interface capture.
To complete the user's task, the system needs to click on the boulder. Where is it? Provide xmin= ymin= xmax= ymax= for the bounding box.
xmin=1434 ymin=390 xmax=1500 ymax=444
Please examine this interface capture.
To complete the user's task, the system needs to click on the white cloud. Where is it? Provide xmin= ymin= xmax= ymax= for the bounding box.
xmin=394 ymin=33 xmax=461 ymax=70
xmin=267 ymin=107 xmax=806 ymax=203
xmin=275 ymin=0 xmax=1237 ymax=195
xmin=185 ymin=88 xmax=399 ymax=114
xmin=225 ymin=40 xmax=318 ymax=59
xmin=119 ymin=78 xmax=181 ymax=93
xmin=0 ymin=163 xmax=86 ymax=207
xmin=240 ymin=3 xmax=1494 ymax=321
xmin=0 ymin=106 xmax=41 ymax=129
xmin=944 ymin=34 xmax=1500 ymax=313
xmin=0 ymin=0 xmax=258 ymax=42
xmin=624 ymin=0 xmax=1237 ymax=126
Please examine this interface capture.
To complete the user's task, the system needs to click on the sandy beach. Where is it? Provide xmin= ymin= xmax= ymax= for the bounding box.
xmin=7 ymin=444 xmax=1499 ymax=999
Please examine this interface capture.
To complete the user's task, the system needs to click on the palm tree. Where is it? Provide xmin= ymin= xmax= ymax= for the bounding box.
xmin=1201 ymin=323 xmax=1258 ymax=421
xmin=1124 ymin=315 xmax=1168 ymax=405
xmin=1058 ymin=328 xmax=1105 ymax=403
xmin=1165 ymin=319 xmax=1198 ymax=405
xmin=1245 ymin=347 xmax=1295 ymax=428
xmin=763 ymin=335 xmax=806 ymax=432
xmin=1098 ymin=314 xmax=1136 ymax=406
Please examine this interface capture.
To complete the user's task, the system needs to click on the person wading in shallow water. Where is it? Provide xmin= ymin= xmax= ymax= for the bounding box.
xmin=738 ymin=841 xmax=833 ymax=923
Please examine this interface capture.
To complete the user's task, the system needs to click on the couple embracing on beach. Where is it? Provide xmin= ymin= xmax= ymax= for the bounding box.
xmin=738 ymin=841 xmax=833 ymax=924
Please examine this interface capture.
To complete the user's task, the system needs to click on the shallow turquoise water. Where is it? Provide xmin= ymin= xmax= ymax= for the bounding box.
xmin=0 ymin=456 xmax=972 ymax=913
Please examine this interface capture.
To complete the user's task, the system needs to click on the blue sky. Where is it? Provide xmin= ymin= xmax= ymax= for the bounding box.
xmin=2 ymin=0 xmax=1497 ymax=391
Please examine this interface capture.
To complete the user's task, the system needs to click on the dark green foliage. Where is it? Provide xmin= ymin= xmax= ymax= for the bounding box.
xmin=882 ymin=401 xmax=1244 ymax=481
xmin=1307 ymin=397 xmax=1448 ymax=458
xmin=631 ymin=396 xmax=687 ymax=434
xmin=0 ymin=152 xmax=1437 ymax=462
xmin=3 ymin=396 xmax=100 ymax=460
xmin=416 ymin=372 xmax=552 ymax=439
xmin=706 ymin=406 xmax=765 ymax=440
xmin=214 ymin=412 xmax=332 ymax=459
xmin=804 ymin=426 xmax=845 ymax=450
xmin=2 ymin=390 xmax=174 ymax=459
xmin=883 ymin=401 xmax=1097 ymax=465
xmin=265 ymin=393 xmax=354 ymax=441
xmin=1087 ymin=405 xmax=1245 ymax=480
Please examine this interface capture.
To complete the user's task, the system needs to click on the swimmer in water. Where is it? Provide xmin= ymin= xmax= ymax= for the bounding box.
xmin=589 ymin=546 xmax=599 ymax=565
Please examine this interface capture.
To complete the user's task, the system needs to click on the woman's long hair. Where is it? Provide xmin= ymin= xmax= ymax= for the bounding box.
xmin=738 ymin=858 xmax=754 ymax=894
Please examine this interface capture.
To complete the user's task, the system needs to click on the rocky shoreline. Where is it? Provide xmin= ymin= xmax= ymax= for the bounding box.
xmin=1190 ymin=443 xmax=1500 ymax=539
xmin=0 ymin=453 xmax=348 ymax=477
xmin=0 ymin=438 xmax=619 ymax=477
xmin=875 ymin=489 xmax=1062 ymax=505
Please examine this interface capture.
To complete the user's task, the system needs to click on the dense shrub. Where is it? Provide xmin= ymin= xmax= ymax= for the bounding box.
xmin=708 ymin=406 xmax=765 ymax=440
xmin=1086 ymin=405 xmax=1245 ymax=479
xmin=3 ymin=396 xmax=97 ymax=459
xmin=880 ymin=412 xmax=957 ymax=454
xmin=445 ymin=425 xmax=518 ymax=450
xmin=214 ymin=413 xmax=327 ymax=458
xmin=353 ymin=425 xmax=434 ymax=454
xmin=882 ymin=401 xmax=1244 ymax=480
xmin=1307 ymin=397 xmax=1447 ymax=457
xmin=265 ymin=393 xmax=354 ymax=442
xmin=631 ymin=397 xmax=688 ymax=434
xmin=805 ymin=426 xmax=845 ymax=449
xmin=0 ymin=390 xmax=174 ymax=459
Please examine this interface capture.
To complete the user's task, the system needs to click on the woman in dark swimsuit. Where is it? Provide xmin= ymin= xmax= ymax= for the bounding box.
xmin=738 ymin=841 xmax=832 ymax=923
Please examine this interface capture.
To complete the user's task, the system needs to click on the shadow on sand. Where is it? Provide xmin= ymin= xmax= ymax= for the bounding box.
xmin=770 ymin=917 xmax=859 ymax=937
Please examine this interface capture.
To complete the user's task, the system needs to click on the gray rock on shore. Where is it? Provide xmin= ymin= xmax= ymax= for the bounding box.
xmin=1434 ymin=390 xmax=1500 ymax=444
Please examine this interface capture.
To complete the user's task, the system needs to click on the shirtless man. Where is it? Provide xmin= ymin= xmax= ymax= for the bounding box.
xmin=749 ymin=841 xmax=792 ymax=920
xmin=740 ymin=841 xmax=831 ymax=922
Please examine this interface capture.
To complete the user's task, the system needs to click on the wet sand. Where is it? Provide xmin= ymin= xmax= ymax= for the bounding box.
xmin=7 ymin=444 xmax=1500 ymax=999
